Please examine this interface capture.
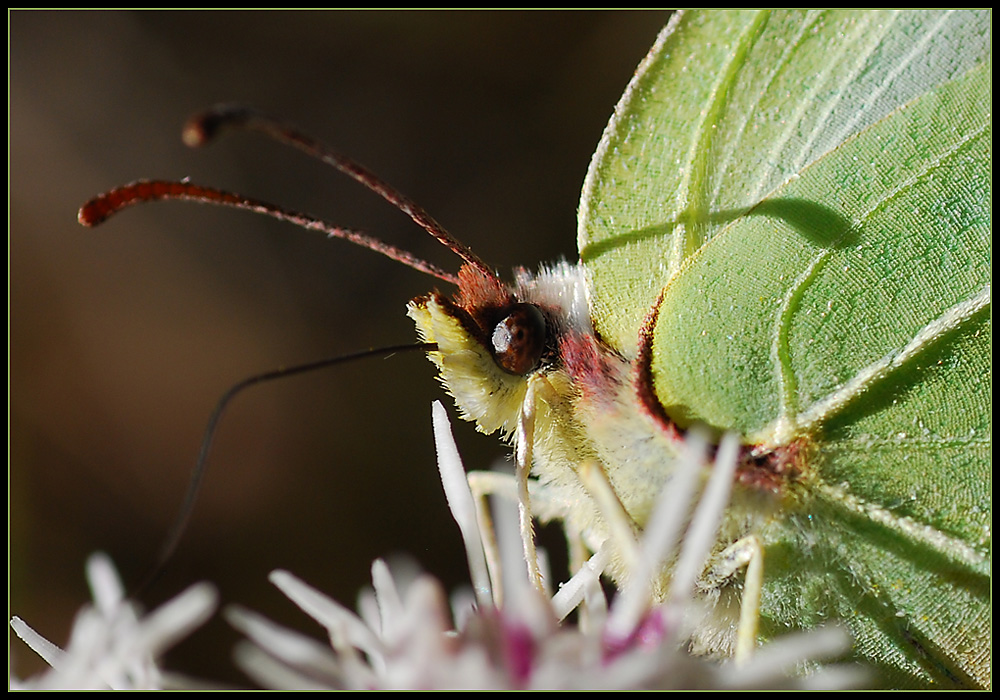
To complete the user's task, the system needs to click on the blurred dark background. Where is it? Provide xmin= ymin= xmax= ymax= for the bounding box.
xmin=10 ymin=10 xmax=667 ymax=685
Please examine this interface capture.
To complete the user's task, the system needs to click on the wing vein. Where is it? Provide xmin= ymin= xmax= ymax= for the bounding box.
xmin=790 ymin=12 xmax=895 ymax=178
xmin=795 ymin=286 xmax=990 ymax=432
xmin=709 ymin=11 xmax=820 ymax=206
xmin=829 ymin=11 xmax=956 ymax=156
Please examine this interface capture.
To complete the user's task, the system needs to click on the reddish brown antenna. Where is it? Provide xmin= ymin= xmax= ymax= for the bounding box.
xmin=79 ymin=104 xmax=501 ymax=285
xmin=80 ymin=180 xmax=458 ymax=283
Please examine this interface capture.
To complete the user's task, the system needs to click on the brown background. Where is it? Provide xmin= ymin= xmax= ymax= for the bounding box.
xmin=11 ymin=10 xmax=668 ymax=685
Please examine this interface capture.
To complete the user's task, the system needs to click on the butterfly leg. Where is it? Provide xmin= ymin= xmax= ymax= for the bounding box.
xmin=515 ymin=377 xmax=546 ymax=594
xmin=703 ymin=534 xmax=764 ymax=665
xmin=465 ymin=470 xmax=515 ymax=607
xmin=465 ymin=372 xmax=598 ymax=603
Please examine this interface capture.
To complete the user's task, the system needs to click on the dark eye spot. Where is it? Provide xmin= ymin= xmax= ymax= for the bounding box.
xmin=491 ymin=303 xmax=546 ymax=375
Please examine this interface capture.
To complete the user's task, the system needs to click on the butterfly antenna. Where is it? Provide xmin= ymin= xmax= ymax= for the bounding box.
xmin=79 ymin=104 xmax=501 ymax=286
xmin=184 ymin=104 xmax=495 ymax=280
xmin=133 ymin=342 xmax=436 ymax=598
xmin=79 ymin=180 xmax=457 ymax=284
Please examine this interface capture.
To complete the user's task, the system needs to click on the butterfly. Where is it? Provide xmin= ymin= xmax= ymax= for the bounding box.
xmin=77 ymin=9 xmax=990 ymax=689
xmin=410 ymin=9 xmax=991 ymax=689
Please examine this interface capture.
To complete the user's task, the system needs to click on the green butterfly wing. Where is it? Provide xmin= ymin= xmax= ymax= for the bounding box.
xmin=578 ymin=10 xmax=990 ymax=688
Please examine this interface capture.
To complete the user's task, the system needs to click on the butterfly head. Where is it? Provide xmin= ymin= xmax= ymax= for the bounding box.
xmin=408 ymin=262 xmax=591 ymax=438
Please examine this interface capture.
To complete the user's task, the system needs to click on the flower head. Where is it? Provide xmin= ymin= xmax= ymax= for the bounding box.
xmin=226 ymin=402 xmax=863 ymax=689
xmin=12 ymin=404 xmax=865 ymax=689
xmin=10 ymin=553 xmax=217 ymax=690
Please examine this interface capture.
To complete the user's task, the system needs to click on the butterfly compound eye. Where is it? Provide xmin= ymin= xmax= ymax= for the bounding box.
xmin=491 ymin=303 xmax=546 ymax=375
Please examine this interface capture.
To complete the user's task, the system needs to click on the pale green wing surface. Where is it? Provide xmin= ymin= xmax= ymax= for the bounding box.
xmin=652 ymin=60 xmax=990 ymax=440
xmin=577 ymin=9 xmax=991 ymax=688
xmin=578 ymin=10 xmax=990 ymax=356
xmin=653 ymin=60 xmax=991 ymax=686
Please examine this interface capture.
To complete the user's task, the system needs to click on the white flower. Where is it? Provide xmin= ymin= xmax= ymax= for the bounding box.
xmin=226 ymin=401 xmax=864 ymax=690
xmin=10 ymin=552 xmax=217 ymax=690
xmin=12 ymin=403 xmax=865 ymax=689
